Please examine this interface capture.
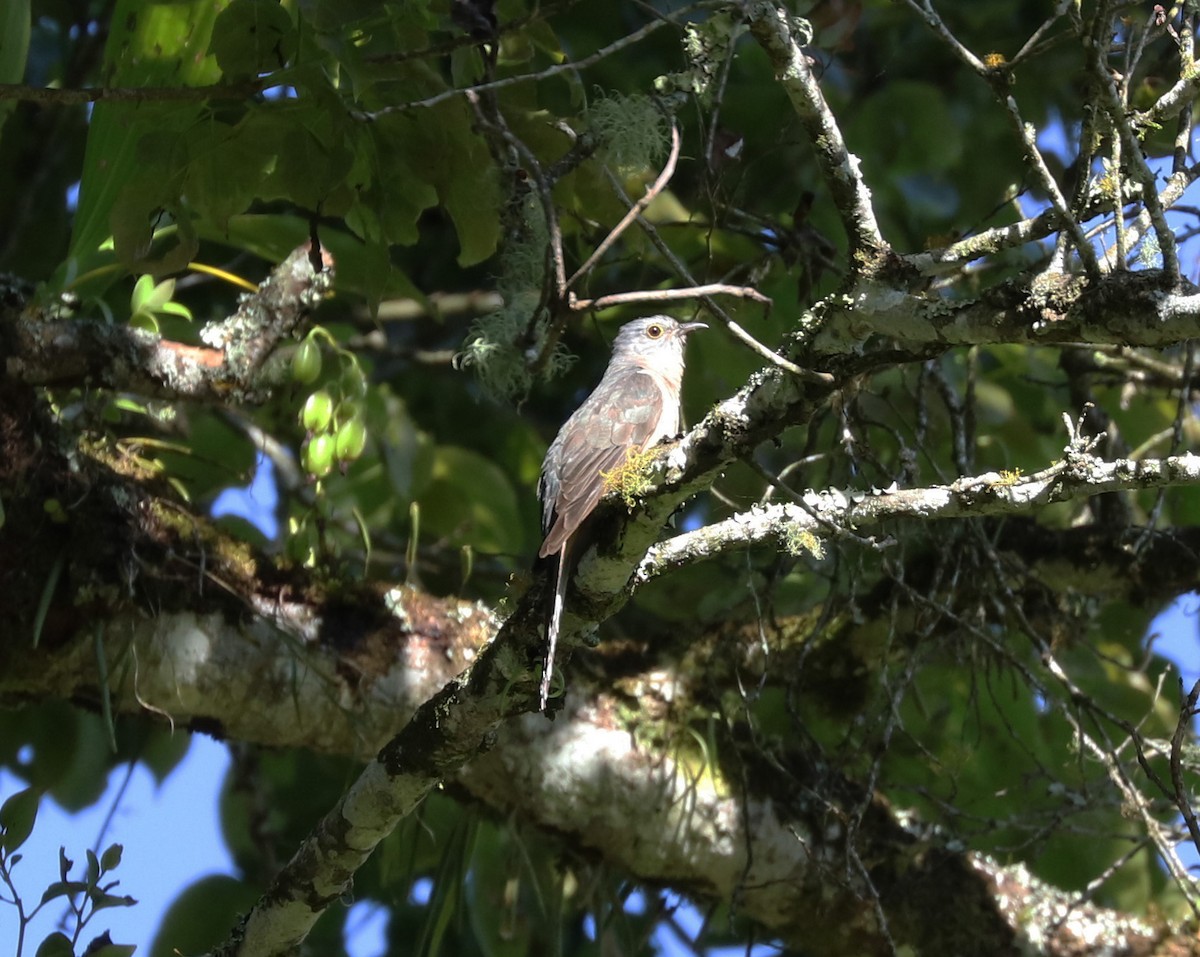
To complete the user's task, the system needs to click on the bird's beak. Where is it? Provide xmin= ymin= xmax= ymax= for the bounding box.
xmin=679 ymin=321 xmax=708 ymax=336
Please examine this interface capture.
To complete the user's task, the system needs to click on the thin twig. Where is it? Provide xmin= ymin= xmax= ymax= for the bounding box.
xmin=602 ymin=166 xmax=824 ymax=381
xmin=358 ymin=19 xmax=672 ymax=119
xmin=1101 ymin=164 xmax=1200 ymax=270
xmin=1173 ymin=12 xmax=1196 ymax=178
xmin=897 ymin=0 xmax=990 ymax=74
xmin=999 ymin=93 xmax=1102 ymax=276
xmin=1009 ymin=0 xmax=1076 ymax=67
xmin=570 ymin=282 xmax=771 ymax=312
xmin=1111 ymin=131 xmax=1128 ymax=269
xmin=463 ymin=89 xmax=567 ymax=312
xmin=1091 ymin=58 xmax=1180 ymax=279
xmin=565 ymin=123 xmax=682 ymax=291
xmin=897 ymin=0 xmax=1101 ymax=276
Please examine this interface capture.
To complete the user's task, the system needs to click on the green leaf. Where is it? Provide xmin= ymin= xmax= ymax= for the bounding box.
xmin=183 ymin=116 xmax=273 ymax=232
xmin=83 ymin=945 xmax=135 ymax=957
xmin=40 ymin=880 xmax=88 ymax=906
xmin=269 ymin=123 xmax=357 ymax=213
xmin=157 ymin=301 xmax=194 ymax=321
xmin=467 ymin=821 xmax=539 ymax=957
xmin=0 ymin=786 xmax=40 ymax=852
xmin=443 ymin=168 xmax=501 ymax=266
xmin=129 ymin=274 xmax=156 ymax=313
xmin=111 ymin=185 xmax=199 ymax=275
xmin=209 ymin=0 xmax=296 ymax=77
xmin=128 ymin=311 xmax=160 ymax=334
xmin=70 ymin=0 xmax=228 ymax=261
xmin=89 ymin=890 xmax=138 ymax=912
xmin=147 ymin=410 xmax=255 ymax=499
xmin=366 ymin=122 xmax=439 ymax=246
xmin=149 ymin=875 xmax=259 ymax=957
xmin=0 ymin=0 xmax=30 ymax=140
xmin=144 ymin=278 xmax=177 ymax=313
xmin=85 ymin=848 xmax=100 ymax=887
xmin=100 ymin=843 xmax=123 ymax=872
xmin=388 ymin=103 xmax=500 ymax=266
xmin=0 ymin=0 xmax=29 ymax=83
xmin=421 ymin=447 xmax=523 ymax=553
xmin=199 ymin=213 xmax=425 ymax=302
xmin=34 ymin=932 xmax=74 ymax=957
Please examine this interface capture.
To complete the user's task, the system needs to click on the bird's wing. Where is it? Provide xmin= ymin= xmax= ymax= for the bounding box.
xmin=538 ymin=368 xmax=666 ymax=557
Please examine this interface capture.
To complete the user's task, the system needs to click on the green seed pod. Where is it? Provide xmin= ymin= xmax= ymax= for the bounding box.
xmin=340 ymin=362 xmax=368 ymax=399
xmin=334 ymin=415 xmax=367 ymax=462
xmin=292 ymin=338 xmax=323 ymax=384
xmin=300 ymin=390 xmax=334 ymax=433
xmin=303 ymin=434 xmax=335 ymax=477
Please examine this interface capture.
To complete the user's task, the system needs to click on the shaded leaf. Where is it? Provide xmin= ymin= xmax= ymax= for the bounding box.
xmin=100 ymin=842 xmax=123 ymax=872
xmin=40 ymin=880 xmax=88 ymax=906
xmin=85 ymin=848 xmax=100 ymax=887
xmin=89 ymin=890 xmax=138 ymax=912
xmin=35 ymin=932 xmax=74 ymax=957
xmin=0 ymin=0 xmax=29 ymax=139
xmin=149 ymin=874 xmax=259 ymax=957
xmin=0 ymin=786 xmax=40 ymax=852
xmin=209 ymin=0 xmax=296 ymax=76
xmin=421 ymin=447 xmax=524 ymax=553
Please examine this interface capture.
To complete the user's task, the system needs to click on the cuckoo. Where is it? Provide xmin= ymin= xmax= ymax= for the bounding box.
xmin=537 ymin=316 xmax=706 ymax=709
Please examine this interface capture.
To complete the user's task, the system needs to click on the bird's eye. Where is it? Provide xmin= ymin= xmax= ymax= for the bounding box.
xmin=646 ymin=323 xmax=664 ymax=339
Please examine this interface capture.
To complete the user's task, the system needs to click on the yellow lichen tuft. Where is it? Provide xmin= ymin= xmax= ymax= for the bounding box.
xmin=785 ymin=527 xmax=825 ymax=559
xmin=600 ymin=446 xmax=661 ymax=508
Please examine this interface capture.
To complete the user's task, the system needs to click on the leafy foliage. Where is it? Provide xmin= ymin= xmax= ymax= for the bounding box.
xmin=0 ymin=785 xmax=136 ymax=957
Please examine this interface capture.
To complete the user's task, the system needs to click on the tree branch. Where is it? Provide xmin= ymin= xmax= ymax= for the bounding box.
xmin=740 ymin=0 xmax=887 ymax=265
xmin=807 ymin=270 xmax=1200 ymax=355
xmin=1 ymin=245 xmax=332 ymax=402
xmin=0 ymin=80 xmax=264 ymax=105
xmin=639 ymin=445 xmax=1200 ymax=582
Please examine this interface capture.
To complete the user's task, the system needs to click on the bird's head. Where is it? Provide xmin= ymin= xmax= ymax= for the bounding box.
xmin=611 ymin=315 xmax=707 ymax=364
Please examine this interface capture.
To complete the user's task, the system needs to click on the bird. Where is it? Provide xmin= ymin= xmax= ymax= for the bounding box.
xmin=537 ymin=315 xmax=706 ymax=709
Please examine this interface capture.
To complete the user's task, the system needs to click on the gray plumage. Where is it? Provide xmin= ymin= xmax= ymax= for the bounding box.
xmin=537 ymin=316 xmax=705 ymax=709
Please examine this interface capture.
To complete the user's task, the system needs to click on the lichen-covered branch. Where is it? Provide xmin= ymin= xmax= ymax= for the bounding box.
xmin=639 ymin=443 xmax=1200 ymax=582
xmin=739 ymin=0 xmax=887 ymax=265
xmin=807 ymin=270 xmax=1200 ymax=355
xmin=1 ymin=245 xmax=332 ymax=403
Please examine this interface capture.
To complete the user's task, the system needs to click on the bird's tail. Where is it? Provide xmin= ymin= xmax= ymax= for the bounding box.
xmin=541 ymin=546 xmax=569 ymax=710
